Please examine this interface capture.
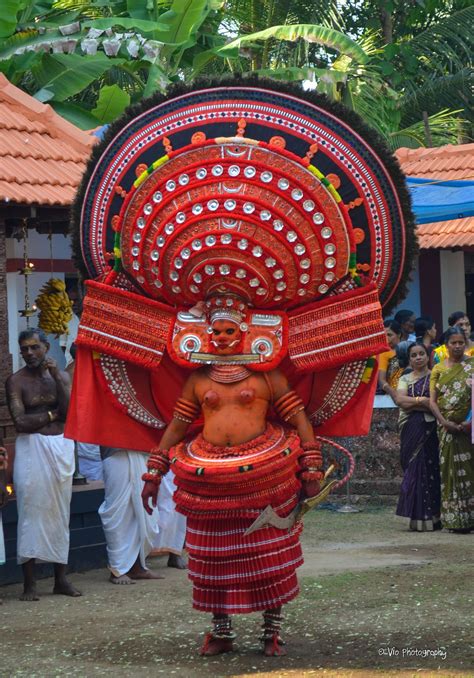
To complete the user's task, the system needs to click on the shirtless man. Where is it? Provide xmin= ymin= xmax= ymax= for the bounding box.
xmin=6 ymin=328 xmax=81 ymax=601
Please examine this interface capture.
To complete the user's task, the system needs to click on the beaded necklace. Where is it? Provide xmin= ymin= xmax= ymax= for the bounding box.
xmin=208 ymin=364 xmax=251 ymax=384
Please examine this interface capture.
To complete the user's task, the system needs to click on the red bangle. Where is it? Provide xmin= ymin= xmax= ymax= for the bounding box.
xmin=301 ymin=441 xmax=322 ymax=452
xmin=300 ymin=470 xmax=324 ymax=482
xmin=142 ymin=471 xmax=162 ymax=485
xmin=299 ymin=453 xmax=323 ymax=468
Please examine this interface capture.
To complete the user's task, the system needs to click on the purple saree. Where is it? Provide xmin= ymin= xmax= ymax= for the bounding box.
xmin=396 ymin=374 xmax=441 ymax=531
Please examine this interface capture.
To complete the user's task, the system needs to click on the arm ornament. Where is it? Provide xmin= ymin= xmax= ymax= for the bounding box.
xmin=299 ymin=440 xmax=324 ymax=471
xmin=172 ymin=397 xmax=200 ymax=424
xmin=300 ymin=469 xmax=325 ymax=482
xmin=142 ymin=447 xmax=170 ymax=484
xmin=274 ymin=391 xmax=305 ymax=422
xmin=142 ymin=468 xmax=163 ymax=485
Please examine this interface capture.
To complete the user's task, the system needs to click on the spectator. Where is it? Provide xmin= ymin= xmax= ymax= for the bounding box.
xmin=5 ymin=329 xmax=81 ymax=601
xmin=430 ymin=327 xmax=474 ymax=533
xmin=434 ymin=312 xmax=474 ymax=364
xmin=99 ymin=446 xmax=160 ymax=584
xmin=414 ymin=316 xmax=438 ymax=365
xmin=394 ymin=343 xmax=441 ymax=531
xmin=379 ymin=319 xmax=403 ymax=400
xmin=394 ymin=309 xmax=416 ymax=342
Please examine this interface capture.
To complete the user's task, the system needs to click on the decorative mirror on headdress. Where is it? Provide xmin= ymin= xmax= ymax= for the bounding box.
xmin=69 ymin=77 xmax=415 ymax=447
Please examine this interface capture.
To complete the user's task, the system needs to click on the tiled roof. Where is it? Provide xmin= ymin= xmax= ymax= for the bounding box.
xmin=396 ymin=143 xmax=474 ymax=248
xmin=396 ymin=143 xmax=474 ymax=180
xmin=417 ymin=218 xmax=473 ymax=249
xmin=0 ymin=74 xmax=96 ymax=207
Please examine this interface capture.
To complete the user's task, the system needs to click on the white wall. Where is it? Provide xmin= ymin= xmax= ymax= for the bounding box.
xmin=6 ymin=230 xmax=71 ymax=259
xmin=7 ymin=232 xmax=74 ymax=372
xmin=440 ymin=250 xmax=465 ymax=328
xmin=389 ymin=257 xmax=421 ymax=318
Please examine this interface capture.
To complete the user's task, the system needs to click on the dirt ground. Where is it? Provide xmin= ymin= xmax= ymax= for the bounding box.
xmin=1 ymin=505 xmax=472 ymax=678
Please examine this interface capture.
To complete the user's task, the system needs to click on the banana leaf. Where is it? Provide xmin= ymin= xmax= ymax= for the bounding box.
xmin=216 ymin=24 xmax=369 ymax=65
xmin=50 ymin=100 xmax=102 ymax=129
xmin=91 ymin=83 xmax=130 ymax=123
xmin=32 ymin=52 xmax=125 ymax=101
xmin=0 ymin=0 xmax=22 ymax=39
xmin=152 ymin=0 xmax=212 ymax=47
xmin=0 ymin=27 xmax=74 ymax=59
xmin=83 ymin=17 xmax=168 ymax=35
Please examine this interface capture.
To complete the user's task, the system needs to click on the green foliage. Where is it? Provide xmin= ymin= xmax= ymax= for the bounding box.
xmin=91 ymin=82 xmax=130 ymax=122
xmin=0 ymin=0 xmax=471 ymax=143
xmin=50 ymin=99 xmax=101 ymax=128
xmin=32 ymin=52 xmax=125 ymax=101
xmin=216 ymin=23 xmax=368 ymax=65
xmin=0 ymin=0 xmax=23 ymax=39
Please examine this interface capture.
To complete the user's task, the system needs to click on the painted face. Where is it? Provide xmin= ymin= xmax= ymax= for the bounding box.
xmin=210 ymin=319 xmax=242 ymax=354
xmin=455 ymin=316 xmax=471 ymax=336
xmin=19 ymin=335 xmax=48 ymax=369
xmin=408 ymin=345 xmax=429 ymax=370
xmin=385 ymin=327 xmax=400 ymax=348
xmin=446 ymin=333 xmax=466 ymax=360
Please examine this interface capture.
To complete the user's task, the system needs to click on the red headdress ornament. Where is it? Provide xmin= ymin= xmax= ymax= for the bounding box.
xmin=69 ymin=77 xmax=416 ymax=445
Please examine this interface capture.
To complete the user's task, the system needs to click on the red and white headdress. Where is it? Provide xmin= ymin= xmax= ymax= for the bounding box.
xmin=67 ymin=77 xmax=416 ymax=448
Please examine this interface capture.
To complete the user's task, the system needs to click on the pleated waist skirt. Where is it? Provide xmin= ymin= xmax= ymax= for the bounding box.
xmin=170 ymin=425 xmax=304 ymax=613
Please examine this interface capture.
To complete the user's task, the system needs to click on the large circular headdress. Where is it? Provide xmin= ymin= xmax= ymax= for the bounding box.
xmin=68 ymin=77 xmax=416 ymax=448
xmin=74 ymin=76 xmax=415 ymax=314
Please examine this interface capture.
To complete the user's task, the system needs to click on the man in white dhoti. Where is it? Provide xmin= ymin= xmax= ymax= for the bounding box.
xmin=6 ymin=329 xmax=81 ymax=601
xmin=77 ymin=442 xmax=103 ymax=482
xmin=151 ymin=469 xmax=187 ymax=569
xmin=100 ymin=447 xmax=161 ymax=583
xmin=99 ymin=447 xmax=186 ymax=583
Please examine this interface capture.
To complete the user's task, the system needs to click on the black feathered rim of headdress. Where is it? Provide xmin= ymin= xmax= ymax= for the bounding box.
xmin=71 ymin=74 xmax=417 ymax=314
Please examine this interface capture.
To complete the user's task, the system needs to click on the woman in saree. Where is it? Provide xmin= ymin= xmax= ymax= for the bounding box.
xmin=430 ymin=327 xmax=474 ymax=533
xmin=433 ymin=312 xmax=474 ymax=365
xmin=395 ymin=343 xmax=440 ymax=531
xmin=379 ymin=319 xmax=404 ymax=399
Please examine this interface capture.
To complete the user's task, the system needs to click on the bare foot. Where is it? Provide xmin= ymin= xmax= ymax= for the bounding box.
xmin=199 ymin=636 xmax=234 ymax=656
xmin=109 ymin=574 xmax=136 ymax=585
xmin=19 ymin=587 xmax=40 ymax=602
xmin=263 ymin=637 xmax=287 ymax=656
xmin=167 ymin=553 xmax=187 ymax=569
xmin=53 ymin=580 xmax=82 ymax=597
xmin=128 ymin=567 xmax=164 ymax=580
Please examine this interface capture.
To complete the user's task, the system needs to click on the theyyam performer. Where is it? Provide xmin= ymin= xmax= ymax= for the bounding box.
xmin=66 ymin=77 xmax=416 ymax=656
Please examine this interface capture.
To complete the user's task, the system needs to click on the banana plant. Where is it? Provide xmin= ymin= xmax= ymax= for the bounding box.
xmin=0 ymin=0 xmax=226 ymax=126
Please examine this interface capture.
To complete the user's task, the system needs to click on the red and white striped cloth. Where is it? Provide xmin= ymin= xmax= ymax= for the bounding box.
xmin=170 ymin=425 xmax=304 ymax=614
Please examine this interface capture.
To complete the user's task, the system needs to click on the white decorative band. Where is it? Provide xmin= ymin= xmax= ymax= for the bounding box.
xmin=81 ymin=325 xmax=164 ymax=356
xmin=291 ymin=329 xmax=386 ymax=359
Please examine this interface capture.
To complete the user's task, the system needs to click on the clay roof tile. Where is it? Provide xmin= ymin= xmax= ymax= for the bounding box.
xmin=0 ymin=73 xmax=96 ymax=207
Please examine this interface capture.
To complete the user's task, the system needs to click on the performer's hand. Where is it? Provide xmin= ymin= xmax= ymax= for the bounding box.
xmin=302 ymin=477 xmax=322 ymax=498
xmin=141 ymin=480 xmax=159 ymax=515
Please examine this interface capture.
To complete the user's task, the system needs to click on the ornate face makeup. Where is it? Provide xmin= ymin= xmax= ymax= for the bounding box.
xmin=210 ymin=319 xmax=243 ymax=355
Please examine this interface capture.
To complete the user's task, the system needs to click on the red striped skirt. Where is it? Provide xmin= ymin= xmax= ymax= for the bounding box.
xmin=170 ymin=425 xmax=304 ymax=614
